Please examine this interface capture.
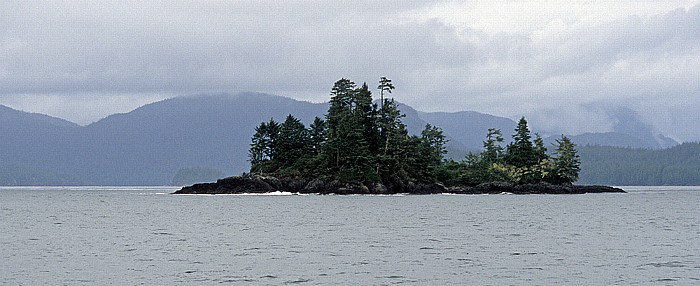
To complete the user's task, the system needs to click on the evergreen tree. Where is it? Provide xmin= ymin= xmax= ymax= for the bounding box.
xmin=458 ymin=152 xmax=506 ymax=186
xmin=324 ymin=78 xmax=356 ymax=172
xmin=552 ymin=136 xmax=581 ymax=184
xmin=404 ymin=124 xmax=447 ymax=182
xmin=420 ymin=124 xmax=447 ymax=167
xmin=266 ymin=119 xmax=281 ymax=159
xmin=325 ymin=78 xmax=355 ymax=139
xmin=248 ymin=118 xmax=280 ymax=172
xmin=533 ymin=133 xmax=550 ymax=162
xmin=482 ymin=128 xmax=504 ymax=163
xmin=322 ymin=79 xmax=377 ymax=181
xmin=276 ymin=114 xmax=311 ymax=167
xmin=308 ymin=117 xmax=326 ymax=155
xmin=373 ymin=77 xmax=410 ymax=181
xmin=377 ymin=99 xmax=409 ymax=180
xmin=356 ymin=83 xmax=380 ymax=154
xmin=505 ymin=117 xmax=538 ymax=168
xmin=377 ymin=77 xmax=397 ymax=157
xmin=342 ymin=113 xmax=377 ymax=181
xmin=248 ymin=121 xmax=269 ymax=167
xmin=377 ymin=76 xmax=394 ymax=111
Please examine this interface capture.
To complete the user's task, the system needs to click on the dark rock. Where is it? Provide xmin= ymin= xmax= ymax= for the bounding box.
xmin=514 ymin=182 xmax=574 ymax=194
xmin=474 ymin=182 xmax=516 ymax=194
xmin=462 ymin=182 xmax=625 ymax=194
xmin=302 ymin=179 xmax=369 ymax=194
xmin=572 ymin=185 xmax=626 ymax=194
xmin=173 ymin=175 xmax=625 ymax=195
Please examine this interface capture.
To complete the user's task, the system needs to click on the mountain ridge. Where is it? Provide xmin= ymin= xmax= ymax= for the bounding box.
xmin=0 ymin=93 xmax=681 ymax=185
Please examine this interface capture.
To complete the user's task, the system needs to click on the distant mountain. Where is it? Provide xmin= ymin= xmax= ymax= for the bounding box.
xmin=579 ymin=143 xmax=700 ymax=185
xmin=545 ymin=107 xmax=678 ymax=149
xmin=419 ymin=111 xmax=517 ymax=151
xmin=563 ymin=132 xmax=677 ymax=149
xmin=0 ymin=93 xmax=682 ymax=185
xmin=0 ymin=94 xmax=515 ymax=185
xmin=0 ymin=105 xmax=83 ymax=185
xmin=75 ymin=93 xmax=328 ymax=185
xmin=392 ymin=103 xmax=472 ymax=156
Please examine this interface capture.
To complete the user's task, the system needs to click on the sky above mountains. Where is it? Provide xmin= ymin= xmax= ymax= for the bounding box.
xmin=1 ymin=1 xmax=699 ymax=141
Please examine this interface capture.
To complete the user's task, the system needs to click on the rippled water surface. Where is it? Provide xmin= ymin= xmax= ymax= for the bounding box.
xmin=1 ymin=186 xmax=699 ymax=285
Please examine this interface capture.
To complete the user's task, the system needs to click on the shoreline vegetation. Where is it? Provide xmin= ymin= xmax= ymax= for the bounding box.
xmin=175 ymin=77 xmax=625 ymax=195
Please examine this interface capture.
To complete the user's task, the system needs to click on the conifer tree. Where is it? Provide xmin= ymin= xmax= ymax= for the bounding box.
xmin=308 ymin=117 xmax=326 ymax=155
xmin=325 ymin=78 xmax=355 ymax=139
xmin=249 ymin=121 xmax=269 ymax=167
xmin=356 ymin=83 xmax=380 ymax=154
xmin=505 ymin=117 xmax=538 ymax=168
xmin=248 ymin=119 xmax=280 ymax=172
xmin=276 ymin=114 xmax=310 ymax=167
xmin=533 ymin=133 xmax=550 ymax=162
xmin=404 ymin=124 xmax=447 ymax=182
xmin=552 ymin=136 xmax=581 ymax=184
xmin=482 ymin=128 xmax=504 ymax=163
xmin=377 ymin=99 xmax=409 ymax=180
xmin=421 ymin=124 xmax=447 ymax=167
xmin=377 ymin=76 xmax=394 ymax=111
xmin=322 ymin=79 xmax=377 ymax=181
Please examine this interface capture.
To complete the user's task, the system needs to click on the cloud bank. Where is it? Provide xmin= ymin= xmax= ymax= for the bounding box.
xmin=0 ymin=1 xmax=698 ymax=141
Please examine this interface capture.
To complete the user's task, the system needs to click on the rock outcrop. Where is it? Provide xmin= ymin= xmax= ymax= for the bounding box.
xmin=173 ymin=174 xmax=625 ymax=195
xmin=447 ymin=182 xmax=625 ymax=194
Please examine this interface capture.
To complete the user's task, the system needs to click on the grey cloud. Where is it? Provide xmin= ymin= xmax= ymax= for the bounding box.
xmin=1 ymin=1 xmax=699 ymax=141
xmin=1 ymin=1 xmax=442 ymax=94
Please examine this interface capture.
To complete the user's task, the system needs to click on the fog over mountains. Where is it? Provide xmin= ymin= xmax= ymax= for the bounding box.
xmin=0 ymin=93 xmax=678 ymax=185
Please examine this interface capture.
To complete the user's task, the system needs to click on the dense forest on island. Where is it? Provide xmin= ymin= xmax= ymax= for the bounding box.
xmin=247 ymin=78 xmax=581 ymax=189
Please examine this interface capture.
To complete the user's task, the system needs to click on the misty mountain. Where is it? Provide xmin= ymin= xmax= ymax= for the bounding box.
xmin=0 ymin=93 xmax=680 ymax=185
xmin=419 ymin=111 xmax=518 ymax=151
xmin=578 ymin=143 xmax=700 ymax=185
xmin=0 ymin=105 xmax=84 ymax=184
xmin=562 ymin=132 xmax=677 ymax=149
xmin=74 ymin=93 xmax=329 ymax=185
xmin=545 ymin=107 xmax=678 ymax=149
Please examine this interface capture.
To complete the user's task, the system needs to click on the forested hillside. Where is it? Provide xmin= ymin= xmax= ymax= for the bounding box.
xmin=578 ymin=143 xmax=700 ymax=185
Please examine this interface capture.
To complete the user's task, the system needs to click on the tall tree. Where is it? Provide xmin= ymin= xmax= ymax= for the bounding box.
xmin=421 ymin=123 xmax=448 ymax=167
xmin=377 ymin=76 xmax=394 ymax=111
xmin=276 ymin=114 xmax=311 ymax=167
xmin=377 ymin=98 xmax=409 ymax=180
xmin=533 ymin=133 xmax=549 ymax=162
xmin=404 ymin=124 xmax=448 ymax=182
xmin=355 ymin=83 xmax=380 ymax=154
xmin=505 ymin=117 xmax=538 ymax=168
xmin=325 ymin=78 xmax=355 ymax=139
xmin=322 ymin=79 xmax=377 ymax=181
xmin=552 ymin=136 xmax=581 ymax=184
xmin=482 ymin=128 xmax=505 ymax=163
xmin=248 ymin=119 xmax=280 ymax=171
xmin=308 ymin=117 xmax=326 ymax=155
xmin=249 ymin=121 xmax=270 ymax=167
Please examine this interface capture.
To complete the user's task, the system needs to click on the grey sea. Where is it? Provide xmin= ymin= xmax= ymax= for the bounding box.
xmin=1 ymin=186 xmax=698 ymax=285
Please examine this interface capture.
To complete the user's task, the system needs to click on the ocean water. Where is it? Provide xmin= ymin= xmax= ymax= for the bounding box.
xmin=1 ymin=186 xmax=698 ymax=285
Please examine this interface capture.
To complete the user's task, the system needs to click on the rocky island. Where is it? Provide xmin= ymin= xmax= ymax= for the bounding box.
xmin=175 ymin=77 xmax=625 ymax=195
xmin=174 ymin=174 xmax=624 ymax=195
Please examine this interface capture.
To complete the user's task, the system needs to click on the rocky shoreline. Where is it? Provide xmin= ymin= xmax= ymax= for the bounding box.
xmin=173 ymin=174 xmax=625 ymax=195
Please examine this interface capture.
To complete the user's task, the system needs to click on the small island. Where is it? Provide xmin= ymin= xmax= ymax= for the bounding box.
xmin=175 ymin=78 xmax=624 ymax=195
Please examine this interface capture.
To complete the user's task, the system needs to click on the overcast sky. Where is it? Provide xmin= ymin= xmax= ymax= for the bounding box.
xmin=1 ymin=1 xmax=699 ymax=141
